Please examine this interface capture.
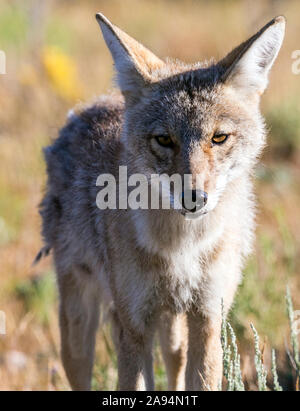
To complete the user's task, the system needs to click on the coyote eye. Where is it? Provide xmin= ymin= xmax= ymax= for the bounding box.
xmin=212 ymin=134 xmax=229 ymax=145
xmin=155 ymin=135 xmax=174 ymax=148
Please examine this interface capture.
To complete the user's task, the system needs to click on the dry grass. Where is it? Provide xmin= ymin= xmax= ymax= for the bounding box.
xmin=0 ymin=0 xmax=299 ymax=390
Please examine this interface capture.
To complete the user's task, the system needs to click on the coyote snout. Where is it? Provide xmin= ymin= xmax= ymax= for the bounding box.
xmin=38 ymin=13 xmax=285 ymax=390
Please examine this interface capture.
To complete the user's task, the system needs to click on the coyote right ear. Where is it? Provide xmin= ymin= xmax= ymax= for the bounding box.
xmin=96 ymin=13 xmax=165 ymax=99
xmin=219 ymin=16 xmax=285 ymax=97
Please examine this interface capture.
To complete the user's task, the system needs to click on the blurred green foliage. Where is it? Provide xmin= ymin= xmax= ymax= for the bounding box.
xmin=14 ymin=272 xmax=56 ymax=326
xmin=266 ymin=100 xmax=300 ymax=158
xmin=0 ymin=4 xmax=28 ymax=49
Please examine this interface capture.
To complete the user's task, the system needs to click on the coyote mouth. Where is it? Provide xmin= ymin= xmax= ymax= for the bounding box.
xmin=180 ymin=209 xmax=208 ymax=220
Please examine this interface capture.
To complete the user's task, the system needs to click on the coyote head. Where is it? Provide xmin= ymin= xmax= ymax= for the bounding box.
xmin=96 ymin=14 xmax=285 ymax=216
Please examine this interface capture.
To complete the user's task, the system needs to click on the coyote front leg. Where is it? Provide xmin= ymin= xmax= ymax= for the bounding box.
xmin=111 ymin=310 xmax=155 ymax=391
xmin=58 ymin=272 xmax=100 ymax=391
xmin=158 ymin=312 xmax=187 ymax=390
xmin=185 ymin=311 xmax=223 ymax=391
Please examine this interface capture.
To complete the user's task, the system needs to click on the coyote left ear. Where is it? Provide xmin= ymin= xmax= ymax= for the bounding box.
xmin=96 ymin=13 xmax=165 ymax=99
xmin=219 ymin=16 xmax=285 ymax=97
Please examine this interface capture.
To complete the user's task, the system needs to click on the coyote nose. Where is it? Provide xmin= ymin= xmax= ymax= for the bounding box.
xmin=181 ymin=190 xmax=208 ymax=213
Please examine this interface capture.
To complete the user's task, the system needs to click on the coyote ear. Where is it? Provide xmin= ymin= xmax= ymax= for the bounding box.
xmin=96 ymin=13 xmax=165 ymax=98
xmin=219 ymin=16 xmax=285 ymax=97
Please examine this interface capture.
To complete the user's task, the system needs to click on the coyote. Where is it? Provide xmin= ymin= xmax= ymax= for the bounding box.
xmin=38 ymin=14 xmax=285 ymax=390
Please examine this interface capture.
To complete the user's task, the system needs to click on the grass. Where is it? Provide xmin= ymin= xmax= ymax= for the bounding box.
xmin=0 ymin=0 xmax=300 ymax=390
xmin=222 ymin=289 xmax=300 ymax=391
xmin=266 ymin=100 xmax=300 ymax=160
xmin=14 ymin=271 xmax=56 ymax=326
xmin=0 ymin=3 xmax=28 ymax=49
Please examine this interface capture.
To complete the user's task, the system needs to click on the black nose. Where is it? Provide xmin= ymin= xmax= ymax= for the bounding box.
xmin=181 ymin=190 xmax=208 ymax=213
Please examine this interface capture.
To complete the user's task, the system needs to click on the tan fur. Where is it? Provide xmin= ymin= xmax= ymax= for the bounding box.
xmin=158 ymin=313 xmax=187 ymax=390
xmin=38 ymin=14 xmax=285 ymax=390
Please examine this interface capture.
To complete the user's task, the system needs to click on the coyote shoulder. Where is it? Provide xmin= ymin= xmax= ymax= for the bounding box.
xmin=39 ymin=14 xmax=285 ymax=390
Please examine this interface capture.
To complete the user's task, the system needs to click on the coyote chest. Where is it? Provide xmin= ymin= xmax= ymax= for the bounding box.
xmin=159 ymin=247 xmax=205 ymax=312
xmin=133 ymin=214 xmax=225 ymax=312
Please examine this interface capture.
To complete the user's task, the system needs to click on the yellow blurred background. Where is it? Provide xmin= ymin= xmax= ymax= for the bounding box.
xmin=0 ymin=0 xmax=299 ymax=390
